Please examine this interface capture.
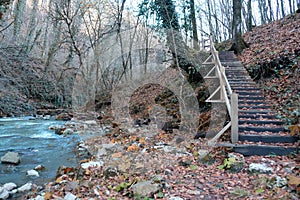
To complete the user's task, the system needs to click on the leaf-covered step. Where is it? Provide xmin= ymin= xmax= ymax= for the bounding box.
xmin=238 ymin=105 xmax=270 ymax=109
xmin=238 ymin=134 xmax=299 ymax=143
xmin=239 ymin=109 xmax=274 ymax=114
xmin=238 ymin=95 xmax=265 ymax=100
xmin=239 ymin=120 xmax=284 ymax=125
xmin=238 ymin=114 xmax=278 ymax=119
xmin=231 ymin=87 xmax=261 ymax=91
xmin=239 ymin=126 xmax=285 ymax=133
xmin=216 ymin=142 xmax=298 ymax=156
xmin=238 ymin=100 xmax=266 ymax=105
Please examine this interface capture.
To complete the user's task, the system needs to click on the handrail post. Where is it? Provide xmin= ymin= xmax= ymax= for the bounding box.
xmin=231 ymin=93 xmax=239 ymax=143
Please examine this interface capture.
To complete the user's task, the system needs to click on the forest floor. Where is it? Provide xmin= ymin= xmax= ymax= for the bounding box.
xmin=21 ymin=13 xmax=300 ymax=200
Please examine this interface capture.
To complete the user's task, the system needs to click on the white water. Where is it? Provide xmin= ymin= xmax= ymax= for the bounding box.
xmin=0 ymin=117 xmax=80 ymax=186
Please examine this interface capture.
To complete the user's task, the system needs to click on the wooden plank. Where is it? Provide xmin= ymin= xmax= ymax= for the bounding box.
xmin=208 ymin=122 xmax=232 ymax=146
xmin=231 ymin=93 xmax=239 ymax=143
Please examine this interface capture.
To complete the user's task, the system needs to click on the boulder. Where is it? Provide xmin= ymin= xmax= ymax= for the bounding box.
xmin=132 ymin=181 xmax=159 ymax=197
xmin=0 ymin=188 xmax=9 ymax=199
xmin=17 ymin=182 xmax=32 ymax=192
xmin=1 ymin=152 xmax=21 ymax=164
xmin=3 ymin=183 xmax=17 ymax=191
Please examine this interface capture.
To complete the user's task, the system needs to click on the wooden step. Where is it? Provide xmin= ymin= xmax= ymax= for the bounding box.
xmin=239 ymin=120 xmax=284 ymax=125
xmin=239 ymin=126 xmax=285 ymax=133
xmin=217 ymin=143 xmax=298 ymax=156
xmin=238 ymin=114 xmax=278 ymax=119
xmin=238 ymin=134 xmax=299 ymax=143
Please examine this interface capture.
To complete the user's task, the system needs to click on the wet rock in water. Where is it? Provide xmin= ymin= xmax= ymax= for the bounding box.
xmin=63 ymin=128 xmax=74 ymax=135
xmin=1 ymin=152 xmax=21 ymax=164
xmin=3 ymin=183 xmax=17 ymax=191
xmin=34 ymin=164 xmax=45 ymax=171
xmin=132 ymin=181 xmax=159 ymax=197
xmin=27 ymin=169 xmax=39 ymax=177
xmin=17 ymin=182 xmax=32 ymax=192
xmin=0 ymin=187 xmax=9 ymax=199
xmin=56 ymin=113 xmax=72 ymax=121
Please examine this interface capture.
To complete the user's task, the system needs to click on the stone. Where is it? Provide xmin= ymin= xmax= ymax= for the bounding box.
xmin=8 ymin=189 xmax=17 ymax=195
xmin=81 ymin=161 xmax=103 ymax=169
xmin=64 ymin=192 xmax=77 ymax=200
xmin=267 ymin=176 xmax=287 ymax=189
xmin=0 ymin=188 xmax=9 ymax=199
xmin=1 ymin=152 xmax=21 ymax=164
xmin=18 ymin=183 xmax=32 ymax=192
xmin=63 ymin=128 xmax=74 ymax=135
xmin=27 ymin=169 xmax=39 ymax=177
xmin=3 ymin=183 xmax=17 ymax=191
xmin=34 ymin=165 xmax=45 ymax=171
xmin=169 ymin=197 xmax=184 ymax=200
xmin=84 ymin=120 xmax=97 ymax=125
xmin=32 ymin=195 xmax=44 ymax=200
xmin=43 ymin=115 xmax=51 ymax=120
xmin=132 ymin=181 xmax=159 ymax=197
xmin=249 ymin=163 xmax=273 ymax=173
xmin=56 ymin=113 xmax=72 ymax=121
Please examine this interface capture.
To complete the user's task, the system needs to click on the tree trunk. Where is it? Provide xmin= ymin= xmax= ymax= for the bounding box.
xmin=281 ymin=0 xmax=286 ymax=17
xmin=246 ymin=0 xmax=252 ymax=31
xmin=13 ymin=0 xmax=26 ymax=40
xmin=230 ymin=0 xmax=248 ymax=54
xmin=189 ymin=0 xmax=199 ymax=49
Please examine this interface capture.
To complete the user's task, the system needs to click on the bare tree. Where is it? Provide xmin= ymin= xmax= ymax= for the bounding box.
xmin=230 ymin=0 xmax=248 ymax=54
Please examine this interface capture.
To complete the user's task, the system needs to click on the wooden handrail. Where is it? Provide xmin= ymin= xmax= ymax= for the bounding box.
xmin=204 ymin=36 xmax=239 ymax=144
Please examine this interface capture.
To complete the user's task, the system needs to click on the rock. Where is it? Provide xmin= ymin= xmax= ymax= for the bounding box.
xmin=63 ymin=128 xmax=74 ymax=135
xmin=27 ymin=169 xmax=39 ymax=177
xmin=17 ymin=182 xmax=32 ymax=192
xmin=81 ymin=161 xmax=103 ymax=169
xmin=267 ymin=176 xmax=287 ymax=189
xmin=103 ymin=168 xmax=118 ymax=178
xmin=132 ymin=181 xmax=159 ymax=197
xmin=3 ymin=183 xmax=17 ymax=191
xmin=32 ymin=195 xmax=44 ymax=200
xmin=0 ymin=188 xmax=9 ymax=199
xmin=227 ymin=153 xmax=245 ymax=172
xmin=48 ymin=124 xmax=65 ymax=131
xmin=34 ymin=165 xmax=45 ymax=171
xmin=84 ymin=120 xmax=97 ymax=125
xmin=64 ymin=192 xmax=77 ymax=200
xmin=169 ymin=197 xmax=184 ymax=200
xmin=43 ymin=115 xmax=51 ymax=120
xmin=249 ymin=163 xmax=273 ymax=173
xmin=1 ymin=152 xmax=21 ymax=164
xmin=56 ymin=113 xmax=72 ymax=121
xmin=9 ymin=189 xmax=17 ymax=195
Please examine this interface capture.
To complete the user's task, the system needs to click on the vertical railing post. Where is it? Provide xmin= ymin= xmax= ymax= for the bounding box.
xmin=231 ymin=93 xmax=239 ymax=143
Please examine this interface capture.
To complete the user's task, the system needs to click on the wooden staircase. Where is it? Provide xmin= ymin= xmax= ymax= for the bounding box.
xmin=218 ymin=51 xmax=299 ymax=156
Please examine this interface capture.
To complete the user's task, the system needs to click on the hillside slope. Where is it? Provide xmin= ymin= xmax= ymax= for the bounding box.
xmin=238 ymin=13 xmax=300 ymax=125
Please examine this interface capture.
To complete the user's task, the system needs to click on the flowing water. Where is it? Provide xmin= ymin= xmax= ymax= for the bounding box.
xmin=0 ymin=117 xmax=80 ymax=186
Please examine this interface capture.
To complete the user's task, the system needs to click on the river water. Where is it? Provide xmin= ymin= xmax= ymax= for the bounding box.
xmin=0 ymin=117 xmax=80 ymax=186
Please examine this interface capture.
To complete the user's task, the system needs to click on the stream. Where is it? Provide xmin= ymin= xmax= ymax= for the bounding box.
xmin=0 ymin=117 xmax=80 ymax=186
